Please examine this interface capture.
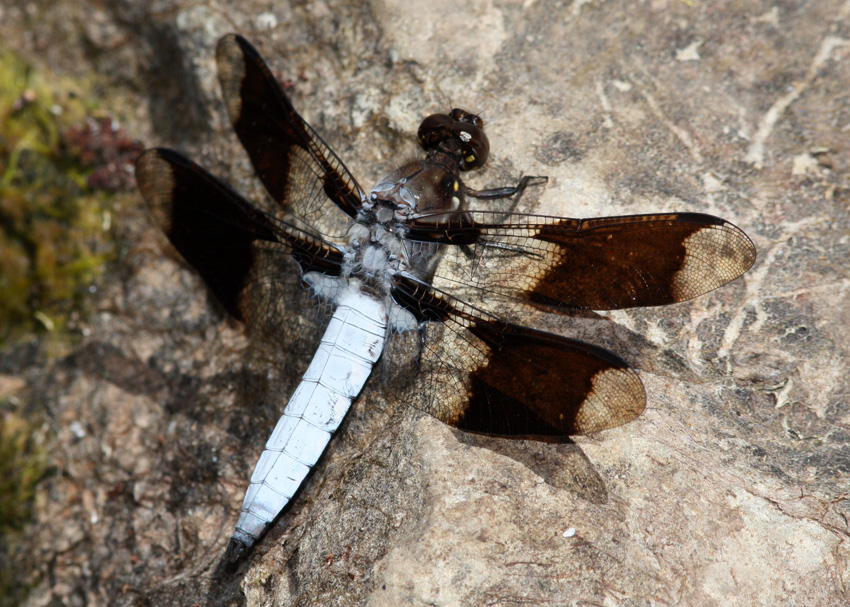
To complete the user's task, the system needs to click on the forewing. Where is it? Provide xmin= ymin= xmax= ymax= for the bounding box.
xmin=216 ymin=34 xmax=365 ymax=241
xmin=389 ymin=277 xmax=645 ymax=440
xmin=410 ymin=211 xmax=756 ymax=311
xmin=135 ymin=148 xmax=344 ymax=353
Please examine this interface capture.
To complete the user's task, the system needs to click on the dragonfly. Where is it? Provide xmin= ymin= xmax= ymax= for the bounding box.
xmin=135 ymin=34 xmax=756 ymax=561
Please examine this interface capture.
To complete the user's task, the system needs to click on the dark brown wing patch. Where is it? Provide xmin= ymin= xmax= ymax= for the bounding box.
xmin=463 ymin=321 xmax=645 ymax=436
xmin=415 ymin=211 xmax=755 ymax=311
xmin=216 ymin=34 xmax=364 ymax=239
xmin=135 ymin=148 xmax=344 ymax=330
xmin=390 ymin=277 xmax=645 ymax=440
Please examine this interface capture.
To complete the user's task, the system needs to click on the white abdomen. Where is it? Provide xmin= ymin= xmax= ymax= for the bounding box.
xmin=231 ymin=290 xmax=387 ymax=549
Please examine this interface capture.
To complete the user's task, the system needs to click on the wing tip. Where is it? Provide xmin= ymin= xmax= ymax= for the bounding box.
xmin=574 ymin=366 xmax=646 ymax=434
xmin=673 ymin=219 xmax=757 ymax=301
xmin=135 ymin=148 xmax=178 ymax=221
xmin=216 ymin=35 xmax=251 ymax=124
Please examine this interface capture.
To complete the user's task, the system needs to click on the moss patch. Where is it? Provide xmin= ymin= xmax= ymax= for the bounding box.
xmin=0 ymin=45 xmax=140 ymax=345
xmin=0 ymin=407 xmax=47 ymax=607
xmin=0 ymin=45 xmax=143 ymax=607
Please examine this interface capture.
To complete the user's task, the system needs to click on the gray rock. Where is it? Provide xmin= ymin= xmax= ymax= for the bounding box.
xmin=2 ymin=1 xmax=848 ymax=605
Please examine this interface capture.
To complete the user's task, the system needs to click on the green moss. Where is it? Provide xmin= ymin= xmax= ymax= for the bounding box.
xmin=0 ymin=46 xmax=124 ymax=345
xmin=0 ymin=44 xmax=143 ymax=607
xmin=0 ymin=409 xmax=47 ymax=607
xmin=0 ymin=410 xmax=46 ymax=534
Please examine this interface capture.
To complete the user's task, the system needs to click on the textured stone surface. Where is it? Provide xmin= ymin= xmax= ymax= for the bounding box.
xmin=2 ymin=0 xmax=849 ymax=605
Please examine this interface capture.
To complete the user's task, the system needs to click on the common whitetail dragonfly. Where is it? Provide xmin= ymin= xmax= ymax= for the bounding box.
xmin=135 ymin=35 xmax=756 ymax=561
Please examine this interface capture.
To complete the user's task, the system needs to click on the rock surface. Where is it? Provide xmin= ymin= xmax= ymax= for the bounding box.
xmin=2 ymin=0 xmax=849 ymax=606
